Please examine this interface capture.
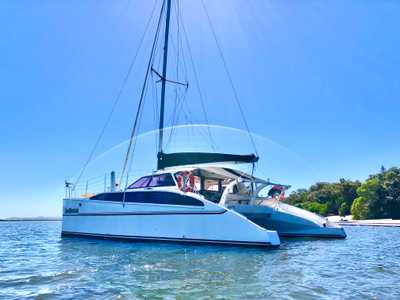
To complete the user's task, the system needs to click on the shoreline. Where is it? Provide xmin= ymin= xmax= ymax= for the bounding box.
xmin=339 ymin=219 xmax=400 ymax=227
xmin=0 ymin=219 xmax=61 ymax=222
xmin=327 ymin=215 xmax=400 ymax=227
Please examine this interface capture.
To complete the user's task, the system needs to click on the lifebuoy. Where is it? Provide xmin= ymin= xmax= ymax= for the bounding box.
xmin=176 ymin=174 xmax=184 ymax=190
xmin=279 ymin=190 xmax=285 ymax=201
xmin=189 ymin=173 xmax=195 ymax=187
xmin=185 ymin=173 xmax=195 ymax=192
xmin=176 ymin=171 xmax=195 ymax=193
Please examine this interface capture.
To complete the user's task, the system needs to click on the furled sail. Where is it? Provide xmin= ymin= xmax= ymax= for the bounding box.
xmin=157 ymin=151 xmax=258 ymax=169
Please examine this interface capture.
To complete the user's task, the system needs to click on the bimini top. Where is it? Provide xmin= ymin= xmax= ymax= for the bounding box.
xmin=157 ymin=151 xmax=259 ymax=170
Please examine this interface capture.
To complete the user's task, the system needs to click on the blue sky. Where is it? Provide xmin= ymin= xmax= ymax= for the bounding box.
xmin=1 ymin=0 xmax=399 ymax=218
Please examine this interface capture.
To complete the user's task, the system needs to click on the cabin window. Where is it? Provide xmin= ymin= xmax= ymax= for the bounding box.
xmin=148 ymin=174 xmax=176 ymax=187
xmin=128 ymin=174 xmax=176 ymax=189
xmin=90 ymin=191 xmax=204 ymax=206
xmin=91 ymin=193 xmax=123 ymax=201
xmin=128 ymin=176 xmax=151 ymax=189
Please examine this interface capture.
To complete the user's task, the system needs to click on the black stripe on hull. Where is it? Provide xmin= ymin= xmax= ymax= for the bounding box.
xmin=279 ymin=232 xmax=347 ymax=239
xmin=61 ymin=231 xmax=277 ymax=248
xmin=63 ymin=210 xmax=226 ymax=217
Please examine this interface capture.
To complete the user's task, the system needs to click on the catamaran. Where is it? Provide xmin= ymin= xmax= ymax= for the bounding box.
xmin=62 ymin=0 xmax=281 ymax=247
xmin=62 ymin=0 xmax=345 ymax=245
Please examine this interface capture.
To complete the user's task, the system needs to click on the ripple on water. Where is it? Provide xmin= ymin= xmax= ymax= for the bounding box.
xmin=0 ymin=222 xmax=399 ymax=300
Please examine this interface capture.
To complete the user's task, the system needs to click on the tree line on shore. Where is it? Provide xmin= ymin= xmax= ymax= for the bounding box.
xmin=285 ymin=166 xmax=400 ymax=220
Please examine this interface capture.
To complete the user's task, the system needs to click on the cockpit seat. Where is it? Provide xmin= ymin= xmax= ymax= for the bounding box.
xmin=224 ymin=193 xmax=250 ymax=205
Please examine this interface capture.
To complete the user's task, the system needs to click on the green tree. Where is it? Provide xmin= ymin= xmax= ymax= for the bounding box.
xmin=286 ymin=167 xmax=400 ymax=219
xmin=304 ymin=201 xmax=328 ymax=216
xmin=336 ymin=179 xmax=361 ymax=215
xmin=351 ymin=197 xmax=370 ymax=219
xmin=351 ymin=177 xmax=382 ymax=219
xmin=285 ymin=189 xmax=308 ymax=206
xmin=338 ymin=202 xmax=349 ymax=216
xmin=379 ymin=167 xmax=400 ymax=218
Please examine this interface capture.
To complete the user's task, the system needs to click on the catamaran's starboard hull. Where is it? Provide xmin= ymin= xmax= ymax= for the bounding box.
xmin=62 ymin=198 xmax=280 ymax=247
xmin=232 ymin=204 xmax=347 ymax=239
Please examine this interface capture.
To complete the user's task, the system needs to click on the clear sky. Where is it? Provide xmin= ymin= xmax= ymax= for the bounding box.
xmin=1 ymin=0 xmax=399 ymax=218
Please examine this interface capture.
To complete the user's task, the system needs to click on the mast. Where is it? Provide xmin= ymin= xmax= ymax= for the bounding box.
xmin=157 ymin=0 xmax=172 ymax=168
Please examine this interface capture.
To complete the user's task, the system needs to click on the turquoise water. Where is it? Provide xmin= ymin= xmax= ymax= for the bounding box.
xmin=0 ymin=222 xmax=399 ymax=299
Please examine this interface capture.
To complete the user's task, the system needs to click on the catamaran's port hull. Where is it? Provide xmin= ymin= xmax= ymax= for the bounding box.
xmin=232 ymin=205 xmax=347 ymax=239
xmin=62 ymin=198 xmax=280 ymax=247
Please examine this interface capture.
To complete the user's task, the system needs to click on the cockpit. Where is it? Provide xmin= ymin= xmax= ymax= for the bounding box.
xmin=127 ymin=167 xmax=289 ymax=206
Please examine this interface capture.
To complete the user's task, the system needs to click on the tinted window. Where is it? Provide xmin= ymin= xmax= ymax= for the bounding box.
xmin=91 ymin=192 xmax=123 ymax=201
xmin=148 ymin=174 xmax=176 ymax=187
xmin=128 ymin=176 xmax=151 ymax=189
xmin=90 ymin=191 xmax=204 ymax=206
xmin=128 ymin=174 xmax=175 ymax=189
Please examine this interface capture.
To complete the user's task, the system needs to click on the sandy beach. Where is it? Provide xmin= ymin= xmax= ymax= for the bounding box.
xmin=328 ymin=215 xmax=400 ymax=227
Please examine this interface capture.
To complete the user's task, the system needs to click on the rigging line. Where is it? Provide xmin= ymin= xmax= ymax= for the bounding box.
xmin=175 ymin=0 xmax=180 ymax=82
xmin=167 ymin=0 xmax=193 ymax=149
xmin=119 ymin=0 xmax=166 ymax=186
xmin=173 ymin=0 xmax=189 ymax=85
xmin=164 ymin=70 xmax=188 ymax=147
xmin=164 ymin=95 xmax=180 ymax=149
xmin=151 ymin=73 xmax=159 ymax=155
xmin=123 ymin=59 xmax=155 ymax=194
xmin=170 ymin=0 xmax=181 ymax=149
xmin=124 ymin=77 xmax=151 ymax=187
xmin=72 ymin=0 xmax=159 ymax=190
xmin=162 ymin=34 xmax=181 ymax=147
xmin=121 ymin=3 xmax=164 ymax=187
xmin=164 ymin=83 xmax=189 ymax=149
xmin=164 ymin=2 xmax=190 ymax=152
xmin=168 ymin=80 xmax=188 ymax=129
xmin=242 ymin=0 xmax=271 ymax=59
xmin=179 ymin=7 xmax=216 ymax=151
xmin=200 ymin=0 xmax=258 ymax=156
xmin=176 ymin=1 xmax=189 ymax=83
xmin=154 ymin=73 xmax=160 ymax=158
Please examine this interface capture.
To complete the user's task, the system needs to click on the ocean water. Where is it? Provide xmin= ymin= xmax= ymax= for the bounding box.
xmin=0 ymin=222 xmax=399 ymax=300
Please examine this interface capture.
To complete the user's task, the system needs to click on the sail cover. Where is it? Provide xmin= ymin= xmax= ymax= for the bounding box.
xmin=157 ymin=152 xmax=259 ymax=170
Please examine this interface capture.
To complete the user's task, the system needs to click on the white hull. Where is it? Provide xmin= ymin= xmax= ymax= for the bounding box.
xmin=62 ymin=196 xmax=280 ymax=247
xmin=232 ymin=200 xmax=346 ymax=238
